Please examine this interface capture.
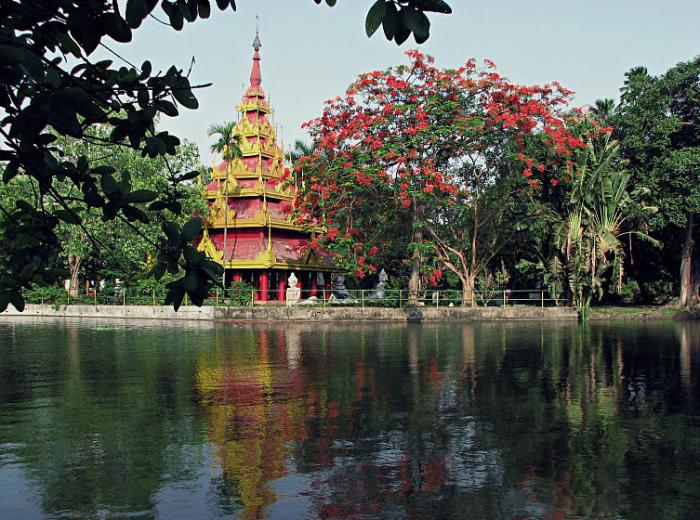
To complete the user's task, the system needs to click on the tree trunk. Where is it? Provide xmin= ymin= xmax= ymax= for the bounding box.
xmin=679 ymin=212 xmax=696 ymax=308
xmin=68 ymin=255 xmax=81 ymax=299
xmin=408 ymin=227 xmax=423 ymax=306
xmin=461 ymin=273 xmax=477 ymax=307
xmin=408 ymin=204 xmax=424 ymax=306
xmin=692 ymin=252 xmax=700 ymax=308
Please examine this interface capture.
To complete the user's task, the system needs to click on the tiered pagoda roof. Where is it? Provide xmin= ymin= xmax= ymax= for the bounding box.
xmin=197 ymin=33 xmax=337 ymax=273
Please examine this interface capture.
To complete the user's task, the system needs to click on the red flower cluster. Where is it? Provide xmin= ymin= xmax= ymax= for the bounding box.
xmin=294 ymin=50 xmax=612 ymax=274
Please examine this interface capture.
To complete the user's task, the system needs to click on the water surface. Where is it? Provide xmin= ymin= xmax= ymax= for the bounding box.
xmin=1 ymin=318 xmax=699 ymax=519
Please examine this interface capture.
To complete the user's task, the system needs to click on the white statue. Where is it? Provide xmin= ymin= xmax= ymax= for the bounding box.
xmin=332 ymin=273 xmax=350 ymax=299
xmin=286 ymin=272 xmax=301 ymax=305
xmin=369 ymin=269 xmax=388 ymax=300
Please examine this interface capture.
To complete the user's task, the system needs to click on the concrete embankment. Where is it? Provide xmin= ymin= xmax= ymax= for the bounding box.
xmin=1 ymin=304 xmax=215 ymax=321
xmin=1 ymin=304 xmax=578 ymax=322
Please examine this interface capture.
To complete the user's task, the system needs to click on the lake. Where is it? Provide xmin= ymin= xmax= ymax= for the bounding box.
xmin=1 ymin=318 xmax=699 ymax=519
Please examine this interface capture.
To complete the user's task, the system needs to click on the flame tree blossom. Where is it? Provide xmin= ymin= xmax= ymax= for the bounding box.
xmin=296 ymin=51 xmax=611 ymax=305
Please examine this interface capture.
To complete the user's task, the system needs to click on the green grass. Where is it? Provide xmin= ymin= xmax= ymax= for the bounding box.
xmin=589 ymin=305 xmax=686 ymax=320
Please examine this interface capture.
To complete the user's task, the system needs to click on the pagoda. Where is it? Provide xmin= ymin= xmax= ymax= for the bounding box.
xmin=197 ymin=31 xmax=339 ymax=302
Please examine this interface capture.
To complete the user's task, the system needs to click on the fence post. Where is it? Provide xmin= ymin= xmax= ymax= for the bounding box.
xmin=251 ymin=289 xmax=254 ymax=307
xmin=436 ymin=291 xmax=439 ymax=308
xmin=399 ymin=290 xmax=402 ymax=308
xmin=541 ymin=290 xmax=544 ymax=308
xmin=216 ymin=289 xmax=219 ymax=306
xmin=503 ymin=290 xmax=506 ymax=308
xmin=361 ymin=290 xmax=365 ymax=308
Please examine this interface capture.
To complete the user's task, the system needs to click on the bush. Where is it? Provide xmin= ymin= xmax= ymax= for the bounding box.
xmin=24 ymin=285 xmax=69 ymax=304
xmin=620 ymin=279 xmax=641 ymax=304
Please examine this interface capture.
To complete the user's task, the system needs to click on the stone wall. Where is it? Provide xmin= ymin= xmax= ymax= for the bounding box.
xmin=1 ymin=304 xmax=578 ymax=322
xmin=1 ymin=304 xmax=214 ymax=321
xmin=214 ymin=305 xmax=578 ymax=322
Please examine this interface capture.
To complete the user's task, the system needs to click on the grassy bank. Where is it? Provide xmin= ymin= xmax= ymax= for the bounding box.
xmin=589 ymin=305 xmax=699 ymax=321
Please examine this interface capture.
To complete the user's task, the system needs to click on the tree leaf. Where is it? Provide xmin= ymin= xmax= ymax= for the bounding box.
xmin=148 ymin=200 xmax=169 ymax=211
xmin=54 ymin=209 xmax=82 ymax=224
xmin=104 ymin=13 xmax=132 ymax=43
xmin=125 ymin=189 xmax=158 ymax=203
xmin=165 ymin=283 xmax=185 ymax=310
xmin=201 ymin=261 xmax=224 ymax=281
xmin=3 ymin=161 xmax=19 ymax=183
xmin=163 ymin=221 xmax=181 ymax=244
xmin=197 ymin=0 xmax=211 ymax=18
xmin=184 ymin=245 xmax=205 ymax=266
xmin=163 ymin=2 xmax=185 ymax=30
xmin=415 ymin=0 xmax=452 ymax=14
xmin=126 ymin=0 xmax=146 ymax=27
xmin=9 ymin=291 xmax=25 ymax=312
xmin=155 ymin=99 xmax=179 ymax=117
xmin=183 ymin=270 xmax=198 ymax=292
xmin=382 ymin=2 xmax=398 ymax=40
xmin=181 ymin=216 xmax=202 ymax=242
xmin=0 ymin=293 xmax=9 ymax=313
xmin=394 ymin=19 xmax=410 ymax=45
xmin=91 ymin=165 xmax=116 ymax=175
xmin=178 ymin=170 xmax=200 ymax=181
xmin=101 ymin=174 xmax=119 ymax=195
xmin=151 ymin=262 xmax=167 ymax=280
xmin=171 ymin=77 xmax=199 ymax=109
xmin=365 ymin=0 xmax=386 ymax=37
xmin=413 ymin=14 xmax=430 ymax=44
xmin=401 ymin=8 xmax=430 ymax=42
xmin=123 ymin=205 xmax=150 ymax=223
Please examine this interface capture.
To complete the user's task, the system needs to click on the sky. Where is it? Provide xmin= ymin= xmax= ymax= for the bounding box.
xmin=104 ymin=0 xmax=700 ymax=164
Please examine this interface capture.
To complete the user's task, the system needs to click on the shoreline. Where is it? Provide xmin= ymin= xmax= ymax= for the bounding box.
xmin=2 ymin=304 xmax=697 ymax=323
xmin=588 ymin=305 xmax=700 ymax=321
xmin=2 ymin=303 xmax=578 ymax=322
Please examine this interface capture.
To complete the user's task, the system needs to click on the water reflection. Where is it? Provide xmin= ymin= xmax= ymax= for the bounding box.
xmin=0 ymin=319 xmax=699 ymax=519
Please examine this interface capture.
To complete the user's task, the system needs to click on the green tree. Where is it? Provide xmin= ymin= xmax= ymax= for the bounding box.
xmin=590 ymin=98 xmax=616 ymax=126
xmin=207 ymin=121 xmax=239 ymax=160
xmin=206 ymin=121 xmax=240 ymax=289
xmin=1 ymin=127 xmax=205 ymax=298
xmin=298 ymin=52 xmax=593 ymax=305
xmin=614 ymin=58 xmax=700 ymax=308
xmin=289 ymin=139 xmax=315 ymax=163
xmin=552 ymin=136 xmax=658 ymax=317
xmin=0 ymin=0 xmax=450 ymax=312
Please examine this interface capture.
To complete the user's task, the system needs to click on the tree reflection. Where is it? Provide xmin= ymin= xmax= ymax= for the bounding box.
xmin=0 ymin=321 xmax=209 ymax=517
xmin=1 ymin=320 xmax=699 ymax=519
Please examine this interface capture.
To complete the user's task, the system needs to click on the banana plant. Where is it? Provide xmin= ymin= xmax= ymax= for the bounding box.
xmin=554 ymin=135 xmax=659 ymax=318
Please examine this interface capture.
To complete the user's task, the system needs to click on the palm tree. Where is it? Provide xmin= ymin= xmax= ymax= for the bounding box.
xmin=289 ymin=139 xmax=314 ymax=162
xmin=590 ymin=98 xmax=616 ymax=126
xmin=553 ymin=135 xmax=659 ymax=317
xmin=620 ymin=66 xmax=649 ymax=102
xmin=207 ymin=121 xmax=240 ymax=161
xmin=207 ymin=122 xmax=241 ymax=290
xmin=287 ymin=139 xmax=316 ymax=187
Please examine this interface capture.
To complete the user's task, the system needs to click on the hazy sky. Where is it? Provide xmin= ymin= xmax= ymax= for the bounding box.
xmin=104 ymin=1 xmax=700 ymax=164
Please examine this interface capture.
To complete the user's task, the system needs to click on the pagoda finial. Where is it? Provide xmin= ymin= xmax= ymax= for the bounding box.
xmin=253 ymin=16 xmax=261 ymax=52
xmin=250 ymin=18 xmax=262 ymax=89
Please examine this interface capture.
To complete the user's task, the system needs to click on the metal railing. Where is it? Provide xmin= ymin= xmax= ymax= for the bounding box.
xmin=24 ymin=287 xmax=567 ymax=308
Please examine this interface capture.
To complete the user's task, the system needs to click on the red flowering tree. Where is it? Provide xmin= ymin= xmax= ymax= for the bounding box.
xmin=297 ymin=51 xmax=609 ymax=305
